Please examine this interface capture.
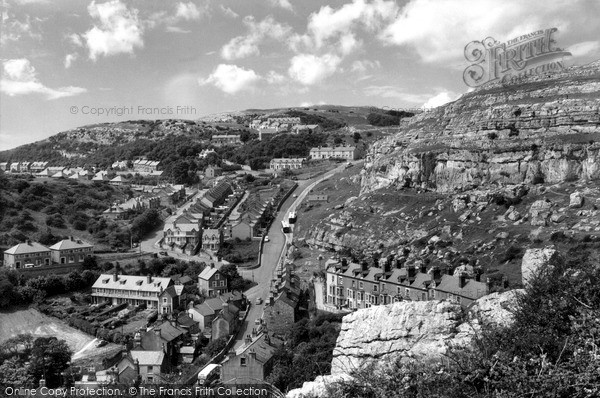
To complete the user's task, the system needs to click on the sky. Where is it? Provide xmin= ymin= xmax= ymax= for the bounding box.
xmin=1 ymin=0 xmax=600 ymax=150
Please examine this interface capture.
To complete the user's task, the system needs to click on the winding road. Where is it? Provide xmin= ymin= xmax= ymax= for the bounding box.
xmin=234 ymin=163 xmax=349 ymax=348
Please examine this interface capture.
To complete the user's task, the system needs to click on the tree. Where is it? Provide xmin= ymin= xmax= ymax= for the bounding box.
xmin=28 ymin=337 xmax=72 ymax=388
xmin=352 ymin=132 xmax=362 ymax=143
xmin=204 ymin=336 xmax=228 ymax=357
xmin=0 ymin=358 xmax=34 ymax=388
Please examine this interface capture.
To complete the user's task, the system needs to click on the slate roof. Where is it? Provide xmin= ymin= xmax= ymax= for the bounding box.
xmin=5 ymin=241 xmax=50 ymax=255
xmin=435 ymin=274 xmax=488 ymax=300
xmin=130 ymin=350 xmax=165 ymax=366
xmin=49 ymin=239 xmax=93 ymax=251
xmin=233 ymin=334 xmax=275 ymax=364
xmin=92 ymin=274 xmax=172 ymax=292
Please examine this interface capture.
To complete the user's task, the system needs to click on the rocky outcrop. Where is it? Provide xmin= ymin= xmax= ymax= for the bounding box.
xmin=521 ymin=247 xmax=561 ymax=286
xmin=330 ymin=290 xmax=522 ymax=376
xmin=287 ymin=291 xmax=523 ymax=397
xmin=361 ymin=62 xmax=600 ymax=194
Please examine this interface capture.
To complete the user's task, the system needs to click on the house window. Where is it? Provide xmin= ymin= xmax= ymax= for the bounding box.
xmin=373 ymin=285 xmax=378 ymax=292
xmin=15 ymin=261 xmax=21 ymax=268
xmin=220 ymin=281 xmax=224 ymax=287
xmin=359 ymin=282 xmax=363 ymax=289
xmin=163 ymin=298 xmax=167 ymax=304
xmin=240 ymin=357 xmax=247 ymax=366
xmin=147 ymin=366 xmax=153 ymax=373
xmin=215 ymin=274 xmax=220 ymax=280
xmin=147 ymin=376 xmax=154 ymax=383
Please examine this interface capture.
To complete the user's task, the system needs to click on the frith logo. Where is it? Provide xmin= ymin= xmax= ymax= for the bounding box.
xmin=463 ymin=28 xmax=571 ymax=87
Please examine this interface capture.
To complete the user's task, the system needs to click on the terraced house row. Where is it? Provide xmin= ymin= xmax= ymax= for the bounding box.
xmin=325 ymin=258 xmax=490 ymax=309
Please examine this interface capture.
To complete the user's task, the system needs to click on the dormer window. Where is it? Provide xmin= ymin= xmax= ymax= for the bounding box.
xmin=136 ymin=280 xmax=143 ymax=286
xmin=102 ymin=278 xmax=109 ymax=284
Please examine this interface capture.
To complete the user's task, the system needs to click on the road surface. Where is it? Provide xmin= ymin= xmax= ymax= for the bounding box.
xmin=234 ymin=164 xmax=347 ymax=348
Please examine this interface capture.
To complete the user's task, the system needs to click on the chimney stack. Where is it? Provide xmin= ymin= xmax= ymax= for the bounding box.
xmin=431 ymin=266 xmax=441 ymax=281
xmin=26 ymin=239 xmax=32 ymax=246
xmin=113 ymin=271 xmax=118 ymax=282
xmin=361 ymin=261 xmax=368 ymax=273
xmin=147 ymin=275 xmax=152 ymax=284
xmin=419 ymin=262 xmax=427 ymax=274
xmin=407 ymin=264 xmax=416 ymax=280
xmin=245 ymin=334 xmax=252 ymax=345
xmin=459 ymin=272 xmax=468 ymax=289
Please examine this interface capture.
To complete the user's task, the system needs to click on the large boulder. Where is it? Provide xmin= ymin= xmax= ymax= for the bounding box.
xmin=569 ymin=191 xmax=584 ymax=208
xmin=521 ymin=247 xmax=560 ymax=286
xmin=329 ymin=290 xmax=522 ymax=376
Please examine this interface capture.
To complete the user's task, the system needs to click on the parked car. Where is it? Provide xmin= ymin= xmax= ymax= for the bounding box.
xmin=264 ymin=236 xmax=270 ymax=242
xmin=159 ymin=251 xmax=168 ymax=256
xmin=97 ymin=340 xmax=108 ymax=348
xmin=255 ymin=297 xmax=263 ymax=305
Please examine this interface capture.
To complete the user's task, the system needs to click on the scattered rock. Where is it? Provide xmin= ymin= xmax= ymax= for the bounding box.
xmin=529 ymin=199 xmax=552 ymax=226
xmin=458 ymin=210 xmax=472 ymax=223
xmin=496 ymin=231 xmax=509 ymax=239
xmin=550 ymin=213 xmax=566 ymax=223
xmin=569 ymin=191 xmax=584 ymax=208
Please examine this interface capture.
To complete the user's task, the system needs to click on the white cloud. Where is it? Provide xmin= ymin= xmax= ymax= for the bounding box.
xmin=269 ymin=0 xmax=293 ymax=11
xmin=285 ymin=0 xmax=397 ymax=85
xmin=351 ymin=59 xmax=380 ymax=72
xmin=288 ymin=53 xmax=342 ymax=85
xmin=569 ymin=41 xmax=600 ymax=58
xmin=84 ymin=0 xmax=144 ymax=61
xmin=299 ymin=0 xmax=398 ymax=50
xmin=166 ymin=26 xmax=191 ymax=34
xmin=0 ymin=14 xmax=42 ymax=45
xmin=221 ymin=16 xmax=291 ymax=60
xmin=199 ymin=64 xmax=260 ymax=94
xmin=266 ymin=70 xmax=286 ymax=84
xmin=220 ymin=5 xmax=239 ymax=19
xmin=1 ymin=59 xmax=86 ymax=99
xmin=175 ymin=2 xmax=202 ymax=21
xmin=64 ymin=53 xmax=78 ymax=68
xmin=380 ymin=0 xmax=596 ymax=64
xmin=421 ymin=91 xmax=460 ymax=109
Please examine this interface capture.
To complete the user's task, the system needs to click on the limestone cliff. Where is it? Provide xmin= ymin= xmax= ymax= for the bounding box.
xmin=287 ymin=290 xmax=521 ymax=397
xmin=361 ymin=61 xmax=600 ymax=194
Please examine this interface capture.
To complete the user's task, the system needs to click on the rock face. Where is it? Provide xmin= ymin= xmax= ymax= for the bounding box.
xmin=330 ymin=300 xmax=462 ymax=375
xmin=287 ymin=291 xmax=523 ymax=397
xmin=330 ymin=290 xmax=522 ymax=376
xmin=521 ymin=247 xmax=560 ymax=286
xmin=361 ymin=62 xmax=600 ymax=194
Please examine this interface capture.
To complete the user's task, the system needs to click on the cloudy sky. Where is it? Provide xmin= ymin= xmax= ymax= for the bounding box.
xmin=1 ymin=0 xmax=599 ymax=150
